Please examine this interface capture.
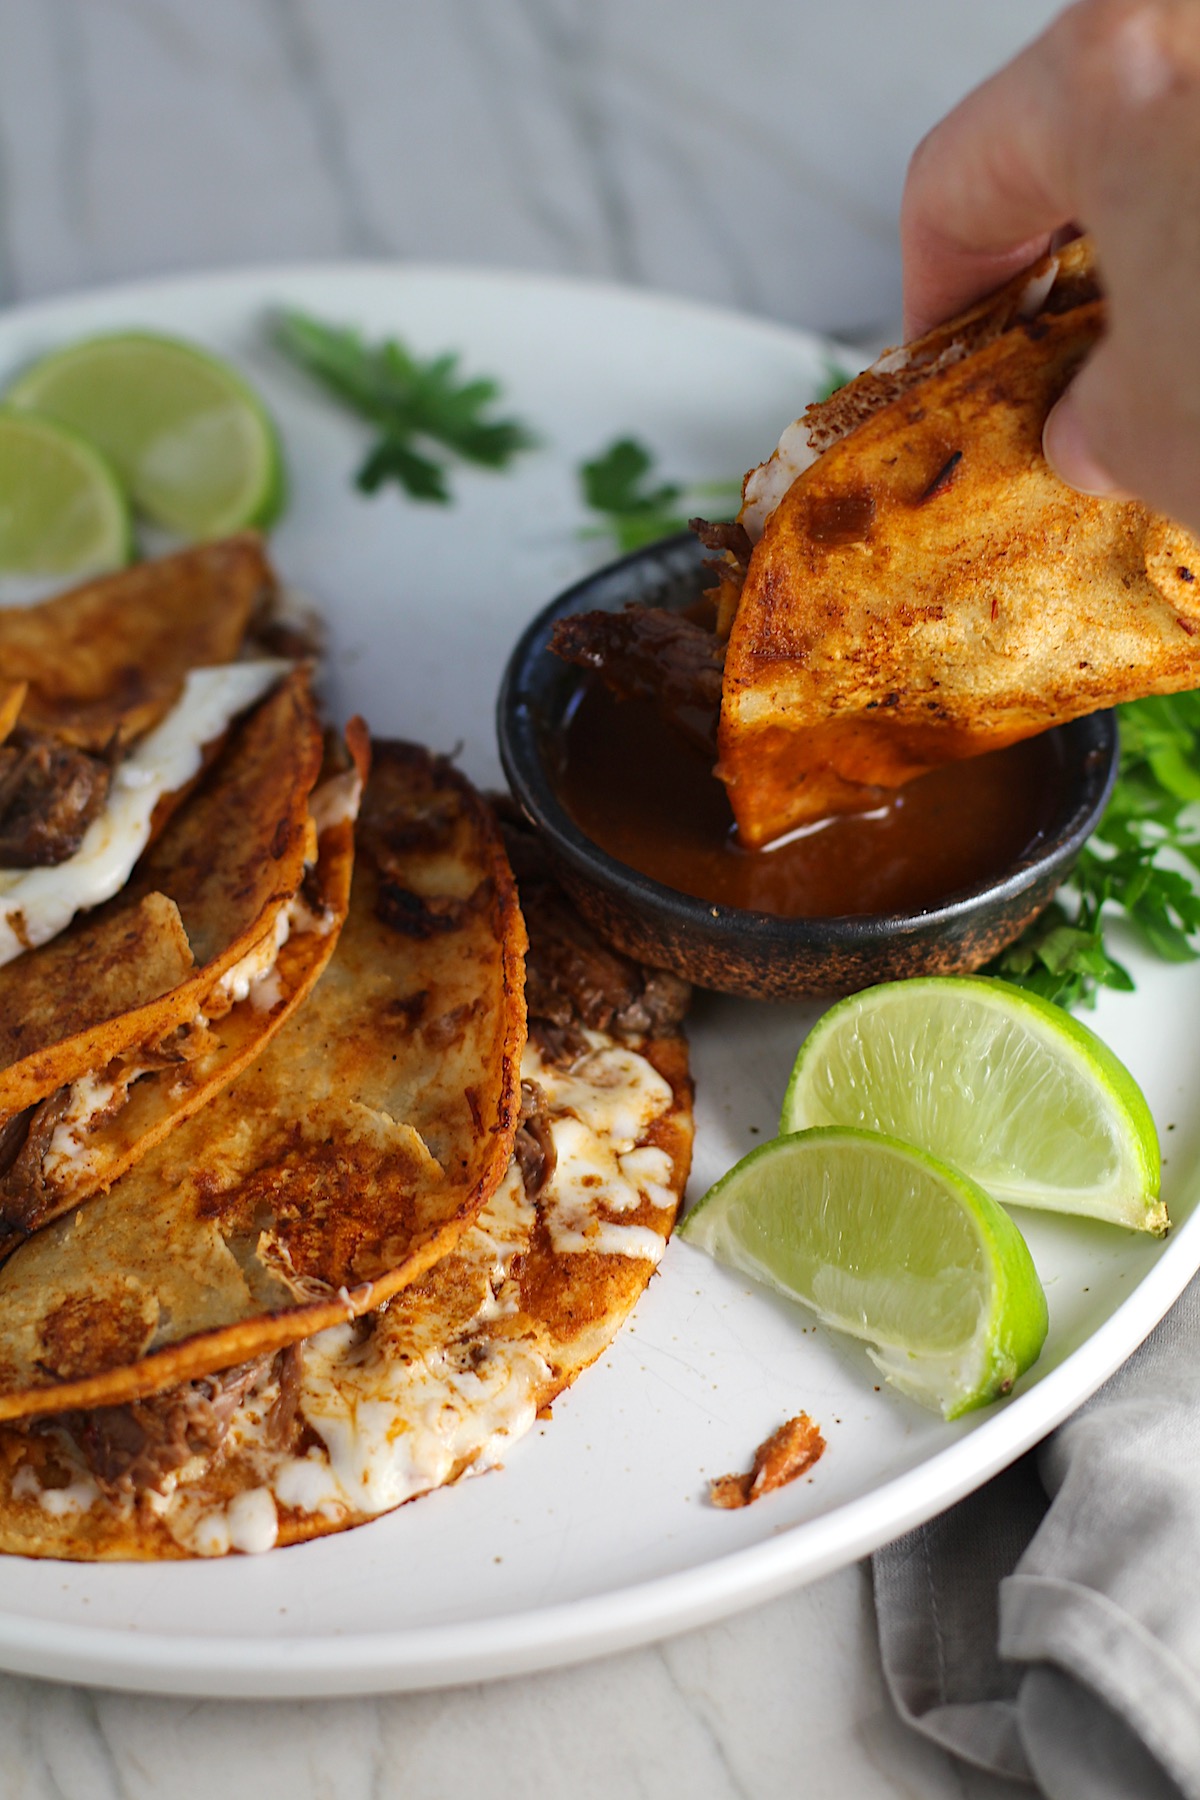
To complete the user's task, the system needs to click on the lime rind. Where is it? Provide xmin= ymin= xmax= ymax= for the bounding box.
xmin=781 ymin=975 xmax=1164 ymax=1234
xmin=6 ymin=331 xmax=285 ymax=539
xmin=0 ymin=406 xmax=133 ymax=576
xmin=680 ymin=1125 xmax=1048 ymax=1419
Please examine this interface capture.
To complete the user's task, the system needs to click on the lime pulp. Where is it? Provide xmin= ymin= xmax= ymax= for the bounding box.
xmin=6 ymin=332 xmax=284 ymax=539
xmin=781 ymin=976 xmax=1164 ymax=1234
xmin=0 ymin=407 xmax=132 ymax=576
xmin=679 ymin=1125 xmax=1049 ymax=1418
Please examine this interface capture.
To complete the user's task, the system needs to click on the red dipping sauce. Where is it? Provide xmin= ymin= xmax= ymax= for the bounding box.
xmin=553 ymin=677 xmax=1067 ymax=919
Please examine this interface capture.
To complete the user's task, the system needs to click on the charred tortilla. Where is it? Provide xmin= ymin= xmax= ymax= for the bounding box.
xmin=0 ymin=670 xmax=348 ymax=1251
xmin=719 ymin=238 xmax=1200 ymax=844
xmin=0 ymin=743 xmax=526 ymax=1421
xmin=0 ymin=807 xmax=693 ymax=1560
xmin=0 ymin=534 xmax=272 ymax=751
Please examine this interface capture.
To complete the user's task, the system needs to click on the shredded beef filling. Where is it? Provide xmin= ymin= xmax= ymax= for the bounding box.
xmin=494 ymin=801 xmax=690 ymax=1057
xmin=49 ymin=1357 xmax=273 ymax=1501
xmin=689 ymin=516 xmax=752 ymax=568
xmin=267 ymin=1343 xmax=305 ymax=1449
xmin=514 ymin=1079 xmax=556 ymax=1196
xmin=0 ymin=1019 xmax=217 ymax=1235
xmin=0 ymin=730 xmax=112 ymax=867
xmin=550 ymin=604 xmax=724 ymax=754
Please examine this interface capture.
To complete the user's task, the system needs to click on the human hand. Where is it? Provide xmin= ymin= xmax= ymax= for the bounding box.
xmin=900 ymin=0 xmax=1200 ymax=535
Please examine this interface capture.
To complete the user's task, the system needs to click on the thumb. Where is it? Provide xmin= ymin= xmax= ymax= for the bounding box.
xmin=1042 ymin=387 xmax=1128 ymax=498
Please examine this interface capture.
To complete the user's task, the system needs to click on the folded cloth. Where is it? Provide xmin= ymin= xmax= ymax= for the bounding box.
xmin=874 ymin=1277 xmax=1200 ymax=1800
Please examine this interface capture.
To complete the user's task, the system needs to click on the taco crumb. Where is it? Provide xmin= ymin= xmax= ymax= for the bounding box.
xmin=709 ymin=1412 xmax=825 ymax=1509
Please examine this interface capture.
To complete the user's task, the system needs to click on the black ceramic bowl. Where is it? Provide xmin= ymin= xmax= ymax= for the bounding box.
xmin=497 ymin=534 xmax=1119 ymax=1001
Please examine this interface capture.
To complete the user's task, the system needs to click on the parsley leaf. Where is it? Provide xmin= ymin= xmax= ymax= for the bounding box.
xmin=989 ymin=691 xmax=1200 ymax=1006
xmin=578 ymin=436 xmax=740 ymax=555
xmin=578 ymin=354 xmax=851 ymax=555
xmin=815 ymin=356 xmax=853 ymax=401
xmin=273 ymin=309 xmax=535 ymax=503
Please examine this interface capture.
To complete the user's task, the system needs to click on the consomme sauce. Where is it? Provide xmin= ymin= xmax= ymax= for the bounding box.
xmin=554 ymin=678 xmax=1068 ymax=918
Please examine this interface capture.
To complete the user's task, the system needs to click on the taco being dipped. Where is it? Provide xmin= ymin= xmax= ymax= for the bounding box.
xmin=0 ymin=752 xmax=692 ymax=1560
xmin=0 ymin=537 xmax=363 ymax=1256
xmin=556 ymin=238 xmax=1200 ymax=848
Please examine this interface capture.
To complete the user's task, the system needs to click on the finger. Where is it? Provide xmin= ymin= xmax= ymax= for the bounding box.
xmin=1053 ymin=328 xmax=1200 ymax=535
xmin=1042 ymin=391 xmax=1129 ymax=499
xmin=901 ymin=21 xmax=1074 ymax=339
xmin=901 ymin=0 xmax=1192 ymax=339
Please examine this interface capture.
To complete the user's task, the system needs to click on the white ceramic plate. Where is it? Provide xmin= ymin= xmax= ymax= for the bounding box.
xmin=0 ymin=266 xmax=1197 ymax=1698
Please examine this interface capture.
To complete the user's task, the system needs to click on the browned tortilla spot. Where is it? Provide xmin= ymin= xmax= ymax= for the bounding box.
xmin=0 ymin=742 xmax=526 ymax=1421
xmin=0 ymin=536 xmax=271 ymax=751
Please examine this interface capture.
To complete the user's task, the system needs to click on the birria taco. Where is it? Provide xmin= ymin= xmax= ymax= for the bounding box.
xmin=0 ymin=753 xmax=692 ymax=1558
xmin=556 ymin=238 xmax=1200 ymax=848
xmin=0 ymin=539 xmax=361 ymax=1255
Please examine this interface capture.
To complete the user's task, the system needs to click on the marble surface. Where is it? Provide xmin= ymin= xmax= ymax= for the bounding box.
xmin=0 ymin=3 xmax=1066 ymax=1795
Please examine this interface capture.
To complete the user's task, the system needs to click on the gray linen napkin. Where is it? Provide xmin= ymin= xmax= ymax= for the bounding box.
xmin=874 ymin=1278 xmax=1200 ymax=1800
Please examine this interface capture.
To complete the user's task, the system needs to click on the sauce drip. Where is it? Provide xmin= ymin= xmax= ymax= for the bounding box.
xmin=554 ymin=678 xmax=1067 ymax=918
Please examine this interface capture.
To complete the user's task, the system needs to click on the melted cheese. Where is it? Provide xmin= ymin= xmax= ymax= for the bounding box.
xmin=310 ymin=768 xmax=363 ymax=837
xmin=740 ymin=419 xmax=820 ymax=542
xmin=225 ymin=1486 xmax=279 ymax=1554
xmin=540 ymin=1117 xmax=671 ymax=1261
xmin=527 ymin=1035 xmax=673 ymax=1150
xmin=213 ymin=902 xmax=292 ymax=1009
xmin=11 ymin=1459 xmax=99 ymax=1517
xmin=17 ymin=1032 xmax=681 ymax=1554
xmin=41 ymin=1068 xmax=146 ymax=1189
xmin=0 ymin=660 xmax=290 ymax=967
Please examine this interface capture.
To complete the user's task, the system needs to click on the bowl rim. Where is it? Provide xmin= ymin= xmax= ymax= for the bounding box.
xmin=497 ymin=532 xmax=1120 ymax=948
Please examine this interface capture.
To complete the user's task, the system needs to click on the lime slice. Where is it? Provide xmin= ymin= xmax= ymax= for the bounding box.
xmin=6 ymin=332 xmax=284 ymax=538
xmin=781 ymin=976 xmax=1163 ymax=1234
xmin=0 ymin=406 xmax=132 ymax=576
xmin=679 ymin=1126 xmax=1048 ymax=1417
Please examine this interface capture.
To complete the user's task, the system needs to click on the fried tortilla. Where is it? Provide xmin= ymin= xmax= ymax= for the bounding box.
xmin=0 ymin=684 xmax=26 ymax=747
xmin=0 ymin=670 xmax=343 ymax=1253
xmin=715 ymin=239 xmax=1200 ymax=844
xmin=0 ymin=808 xmax=693 ymax=1560
xmin=0 ymin=743 xmax=526 ymax=1423
xmin=0 ymin=534 xmax=273 ymax=751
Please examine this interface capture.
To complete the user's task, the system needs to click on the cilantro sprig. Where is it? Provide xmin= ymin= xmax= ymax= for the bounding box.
xmin=579 ymin=437 xmax=741 ymax=555
xmin=990 ymin=693 xmax=1200 ymax=1007
xmin=578 ymin=357 xmax=850 ymax=557
xmin=273 ymin=309 xmax=535 ymax=503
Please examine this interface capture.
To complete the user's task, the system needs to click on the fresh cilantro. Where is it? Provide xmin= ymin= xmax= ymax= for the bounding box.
xmin=579 ymin=354 xmax=850 ymax=555
xmin=989 ymin=691 xmax=1200 ymax=1007
xmin=578 ymin=437 xmax=740 ymax=555
xmin=273 ymin=309 xmax=535 ymax=503
xmin=815 ymin=356 xmax=853 ymax=401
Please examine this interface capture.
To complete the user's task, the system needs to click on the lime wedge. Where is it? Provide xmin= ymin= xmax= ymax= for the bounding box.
xmin=679 ymin=1126 xmax=1048 ymax=1417
xmin=0 ymin=406 xmax=132 ymax=576
xmin=781 ymin=976 xmax=1163 ymax=1234
xmin=6 ymin=332 xmax=284 ymax=538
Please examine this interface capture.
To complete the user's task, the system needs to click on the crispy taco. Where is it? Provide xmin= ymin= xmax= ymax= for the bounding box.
xmin=721 ymin=236 xmax=1200 ymax=844
xmin=0 ymin=544 xmax=360 ymax=1254
xmin=0 ymin=767 xmax=692 ymax=1559
xmin=0 ymin=743 xmax=527 ymax=1422
xmin=0 ymin=532 xmax=273 ymax=753
xmin=554 ymin=239 xmax=1200 ymax=849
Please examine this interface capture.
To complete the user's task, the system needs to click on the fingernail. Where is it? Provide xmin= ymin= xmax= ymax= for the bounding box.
xmin=1043 ymin=394 xmax=1121 ymax=497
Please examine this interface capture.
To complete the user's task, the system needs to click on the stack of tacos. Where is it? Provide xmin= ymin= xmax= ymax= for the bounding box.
xmin=0 ymin=546 xmax=693 ymax=1559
